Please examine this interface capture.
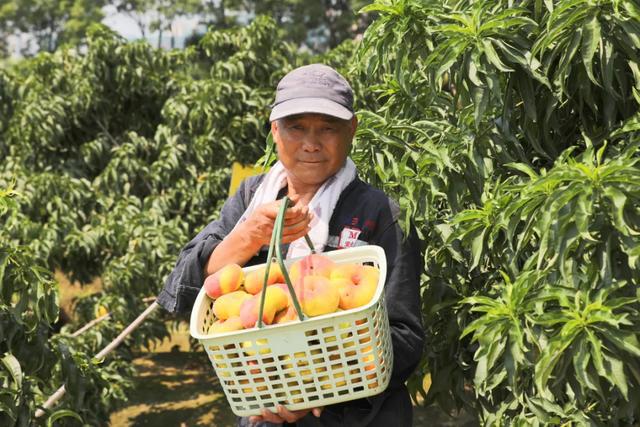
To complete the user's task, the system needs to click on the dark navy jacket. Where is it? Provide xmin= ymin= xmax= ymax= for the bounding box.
xmin=157 ymin=174 xmax=424 ymax=426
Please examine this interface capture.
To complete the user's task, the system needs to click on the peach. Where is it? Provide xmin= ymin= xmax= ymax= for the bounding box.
xmin=274 ymin=305 xmax=299 ymax=324
xmin=212 ymin=290 xmax=252 ymax=320
xmin=241 ymin=339 xmax=270 ymax=357
xmin=362 ymin=345 xmax=377 ymax=383
xmin=332 ymin=370 xmax=347 ymax=387
xmin=204 ymin=263 xmax=244 ymax=299
xmin=243 ymin=262 xmax=284 ymax=294
xmin=337 ymin=265 xmax=380 ymax=310
xmin=273 ymin=282 xmax=293 ymax=298
xmin=319 ymin=375 xmax=332 ymax=390
xmin=239 ymin=286 xmax=289 ymax=328
xmin=289 ymin=254 xmax=335 ymax=285
xmin=208 ymin=316 xmax=243 ymax=335
xmin=328 ymin=277 xmax=352 ymax=297
xmin=329 ymin=263 xmax=362 ymax=283
xmin=298 ymin=275 xmax=340 ymax=317
xmin=271 ymin=283 xmax=309 ymax=320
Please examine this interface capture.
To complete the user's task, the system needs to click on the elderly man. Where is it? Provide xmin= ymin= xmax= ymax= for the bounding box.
xmin=157 ymin=64 xmax=424 ymax=426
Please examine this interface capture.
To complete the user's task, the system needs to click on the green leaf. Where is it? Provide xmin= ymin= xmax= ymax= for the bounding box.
xmin=1 ymin=354 xmax=22 ymax=390
xmin=535 ymin=327 xmax=581 ymax=392
xmin=359 ymin=3 xmax=402 ymax=15
xmin=554 ymin=27 xmax=582 ymax=92
xmin=581 ymin=12 xmax=601 ymax=85
xmin=482 ymin=40 xmax=513 ymax=72
xmin=47 ymin=409 xmax=83 ymax=427
xmin=606 ymin=331 xmax=640 ymax=357
xmin=470 ymin=228 xmax=487 ymax=270
xmin=506 ymin=162 xmax=539 ymax=179
xmin=603 ymin=186 xmax=635 ymax=236
xmin=604 ymin=355 xmax=629 ymax=400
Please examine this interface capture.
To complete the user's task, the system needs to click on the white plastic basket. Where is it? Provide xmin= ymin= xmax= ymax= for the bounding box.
xmin=189 ymin=245 xmax=393 ymax=417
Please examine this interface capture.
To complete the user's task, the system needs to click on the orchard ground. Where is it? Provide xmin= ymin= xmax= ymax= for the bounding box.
xmin=57 ymin=273 xmax=476 ymax=426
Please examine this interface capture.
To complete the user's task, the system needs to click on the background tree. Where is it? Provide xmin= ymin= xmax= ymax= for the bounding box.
xmin=193 ymin=0 xmax=372 ymax=52
xmin=0 ymin=17 xmax=303 ymax=425
xmin=113 ymin=0 xmax=201 ymax=48
xmin=0 ymin=0 xmax=107 ymax=54
xmin=351 ymin=0 xmax=640 ymax=424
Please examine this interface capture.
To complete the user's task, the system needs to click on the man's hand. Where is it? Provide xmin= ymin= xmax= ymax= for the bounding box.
xmin=249 ymin=405 xmax=323 ymax=425
xmin=205 ymin=198 xmax=313 ymax=276
xmin=238 ymin=199 xmax=313 ymax=251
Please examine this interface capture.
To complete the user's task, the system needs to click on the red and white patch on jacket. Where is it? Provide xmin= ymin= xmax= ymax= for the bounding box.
xmin=338 ymin=226 xmax=362 ymax=249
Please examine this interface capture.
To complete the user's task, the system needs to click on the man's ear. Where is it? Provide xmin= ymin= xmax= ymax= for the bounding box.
xmin=350 ymin=116 xmax=358 ymax=138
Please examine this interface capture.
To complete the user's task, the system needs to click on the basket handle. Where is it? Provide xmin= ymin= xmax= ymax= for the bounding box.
xmin=256 ymin=196 xmax=307 ymax=328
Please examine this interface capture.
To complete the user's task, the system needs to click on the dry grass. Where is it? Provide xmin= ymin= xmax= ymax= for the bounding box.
xmin=108 ymin=324 xmax=237 ymax=427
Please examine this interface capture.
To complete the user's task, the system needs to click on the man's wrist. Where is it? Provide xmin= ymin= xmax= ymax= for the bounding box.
xmin=231 ymin=222 xmax=263 ymax=256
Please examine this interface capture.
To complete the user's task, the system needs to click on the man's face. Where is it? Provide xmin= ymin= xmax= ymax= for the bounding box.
xmin=271 ymin=113 xmax=357 ymax=188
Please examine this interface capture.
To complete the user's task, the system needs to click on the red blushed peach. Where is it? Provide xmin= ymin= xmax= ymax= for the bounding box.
xmin=243 ymin=262 xmax=285 ymax=295
xmin=239 ymin=286 xmax=289 ymax=328
xmin=274 ymin=305 xmax=300 ymax=324
xmin=204 ymin=263 xmax=244 ymax=299
xmin=298 ymin=275 xmax=340 ymax=317
xmin=289 ymin=254 xmax=335 ymax=285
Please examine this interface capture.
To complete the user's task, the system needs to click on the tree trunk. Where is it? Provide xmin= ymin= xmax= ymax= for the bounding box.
xmin=157 ymin=16 xmax=163 ymax=49
xmin=48 ymin=13 xmax=56 ymax=52
xmin=219 ymin=0 xmax=226 ymax=28
xmin=133 ymin=14 xmax=146 ymax=39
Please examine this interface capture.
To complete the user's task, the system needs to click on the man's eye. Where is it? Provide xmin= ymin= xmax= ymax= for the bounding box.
xmin=323 ymin=127 xmax=336 ymax=132
xmin=289 ymin=125 xmax=303 ymax=130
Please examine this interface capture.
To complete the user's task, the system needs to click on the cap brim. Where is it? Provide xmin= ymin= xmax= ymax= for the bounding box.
xmin=269 ymin=97 xmax=353 ymax=122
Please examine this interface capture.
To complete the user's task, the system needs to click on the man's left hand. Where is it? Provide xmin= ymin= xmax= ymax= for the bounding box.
xmin=249 ymin=405 xmax=323 ymax=424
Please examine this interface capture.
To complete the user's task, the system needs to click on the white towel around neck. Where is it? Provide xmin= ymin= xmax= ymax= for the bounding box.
xmin=234 ymin=158 xmax=357 ymax=258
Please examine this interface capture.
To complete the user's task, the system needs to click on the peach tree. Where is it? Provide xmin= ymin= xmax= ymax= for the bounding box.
xmin=349 ymin=0 xmax=640 ymax=424
xmin=0 ymin=17 xmax=303 ymax=425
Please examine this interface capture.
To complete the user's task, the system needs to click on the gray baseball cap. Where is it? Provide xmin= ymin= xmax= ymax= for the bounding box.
xmin=269 ymin=64 xmax=354 ymax=122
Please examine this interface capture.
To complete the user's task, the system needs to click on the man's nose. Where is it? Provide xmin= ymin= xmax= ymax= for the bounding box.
xmin=301 ymin=131 xmax=322 ymax=151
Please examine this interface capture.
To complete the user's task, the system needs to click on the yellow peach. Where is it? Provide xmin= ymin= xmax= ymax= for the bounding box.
xmin=298 ymin=275 xmax=340 ymax=317
xmin=208 ymin=316 xmax=243 ymax=334
xmin=330 ymin=263 xmax=362 ymax=283
xmin=243 ymin=262 xmax=284 ymax=295
xmin=212 ymin=290 xmax=252 ymax=320
xmin=204 ymin=263 xmax=244 ymax=299
xmin=338 ymin=266 xmax=379 ymax=310
xmin=239 ymin=286 xmax=289 ymax=328
xmin=328 ymin=277 xmax=352 ymax=297
xmin=241 ymin=339 xmax=270 ymax=357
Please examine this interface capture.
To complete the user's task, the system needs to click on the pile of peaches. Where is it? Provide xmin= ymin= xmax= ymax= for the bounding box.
xmin=204 ymin=253 xmax=380 ymax=335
